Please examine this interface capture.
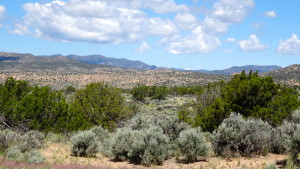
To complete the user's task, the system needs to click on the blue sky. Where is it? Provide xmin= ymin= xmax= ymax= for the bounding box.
xmin=0 ymin=0 xmax=299 ymax=70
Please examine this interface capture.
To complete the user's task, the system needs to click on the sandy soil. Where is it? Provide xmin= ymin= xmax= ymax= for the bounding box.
xmin=39 ymin=143 xmax=288 ymax=169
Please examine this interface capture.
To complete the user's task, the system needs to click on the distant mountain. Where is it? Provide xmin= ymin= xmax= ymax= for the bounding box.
xmin=0 ymin=52 xmax=136 ymax=74
xmin=66 ymin=54 xmax=157 ymax=70
xmin=0 ymin=52 xmax=230 ymax=89
xmin=262 ymin=64 xmax=300 ymax=86
xmin=192 ymin=65 xmax=282 ymax=75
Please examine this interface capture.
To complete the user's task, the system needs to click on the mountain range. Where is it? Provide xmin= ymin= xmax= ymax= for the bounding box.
xmin=0 ymin=52 xmax=299 ymax=88
xmin=47 ymin=53 xmax=283 ymax=75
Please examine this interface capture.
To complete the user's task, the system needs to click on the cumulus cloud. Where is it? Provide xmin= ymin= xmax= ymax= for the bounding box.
xmin=264 ymin=10 xmax=277 ymax=18
xmin=135 ymin=41 xmax=151 ymax=53
xmin=144 ymin=0 xmax=189 ymax=14
xmin=8 ymin=24 xmax=30 ymax=36
xmin=12 ymin=0 xmax=256 ymax=55
xmin=213 ymin=0 xmax=255 ymax=23
xmin=167 ymin=26 xmax=221 ymax=54
xmin=277 ymin=34 xmax=300 ymax=55
xmin=174 ymin=13 xmax=198 ymax=30
xmin=238 ymin=34 xmax=268 ymax=52
xmin=12 ymin=0 xmax=179 ymax=44
xmin=0 ymin=5 xmax=6 ymax=18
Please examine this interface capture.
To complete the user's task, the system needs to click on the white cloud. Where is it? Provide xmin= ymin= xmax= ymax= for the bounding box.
xmin=174 ymin=13 xmax=198 ymax=30
xmin=0 ymin=5 xmax=6 ymax=18
xmin=144 ymin=0 xmax=189 ymax=14
xmin=8 ymin=24 xmax=30 ymax=36
xmin=238 ymin=34 xmax=268 ymax=52
xmin=264 ymin=10 xmax=277 ymax=18
xmin=13 ymin=0 xmax=179 ymax=44
xmin=277 ymin=34 xmax=300 ymax=55
xmin=203 ymin=17 xmax=228 ymax=33
xmin=12 ymin=0 xmax=256 ymax=55
xmin=167 ymin=26 xmax=221 ymax=54
xmin=135 ymin=41 xmax=151 ymax=53
xmin=226 ymin=38 xmax=236 ymax=42
xmin=213 ymin=0 xmax=255 ymax=23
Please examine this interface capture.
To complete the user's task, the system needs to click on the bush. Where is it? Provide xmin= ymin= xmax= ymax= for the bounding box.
xmin=107 ymin=128 xmax=137 ymax=161
xmin=126 ymin=113 xmax=190 ymax=142
xmin=271 ymin=110 xmax=300 ymax=155
xmin=90 ymin=126 xmax=109 ymax=143
xmin=212 ymin=113 xmax=272 ymax=157
xmin=18 ymin=130 xmax=45 ymax=152
xmin=24 ymin=149 xmax=45 ymax=163
xmin=128 ymin=126 xmax=170 ymax=166
xmin=5 ymin=146 xmax=25 ymax=162
xmin=70 ymin=130 xmax=99 ymax=157
xmin=70 ymin=83 xmax=127 ymax=130
xmin=0 ymin=129 xmax=19 ymax=151
xmin=177 ymin=127 xmax=210 ymax=163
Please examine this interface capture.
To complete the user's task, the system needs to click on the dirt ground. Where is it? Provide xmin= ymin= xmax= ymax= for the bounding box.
xmin=38 ymin=143 xmax=288 ymax=169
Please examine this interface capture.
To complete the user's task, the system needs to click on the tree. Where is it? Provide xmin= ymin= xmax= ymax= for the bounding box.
xmin=70 ymin=83 xmax=126 ymax=130
xmin=193 ymin=71 xmax=300 ymax=132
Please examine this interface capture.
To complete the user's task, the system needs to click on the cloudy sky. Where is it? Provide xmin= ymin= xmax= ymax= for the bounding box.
xmin=0 ymin=0 xmax=299 ymax=70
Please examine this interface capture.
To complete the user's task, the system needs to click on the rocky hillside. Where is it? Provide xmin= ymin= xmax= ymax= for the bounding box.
xmin=262 ymin=64 xmax=300 ymax=86
xmin=66 ymin=54 xmax=157 ymax=70
xmin=0 ymin=52 xmax=230 ymax=89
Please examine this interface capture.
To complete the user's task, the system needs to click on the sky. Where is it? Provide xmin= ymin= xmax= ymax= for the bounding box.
xmin=0 ymin=0 xmax=299 ymax=70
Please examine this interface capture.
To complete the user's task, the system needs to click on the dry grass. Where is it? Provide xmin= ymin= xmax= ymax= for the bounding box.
xmin=37 ymin=143 xmax=288 ymax=169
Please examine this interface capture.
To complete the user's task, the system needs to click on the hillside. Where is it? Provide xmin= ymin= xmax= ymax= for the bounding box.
xmin=0 ymin=52 xmax=230 ymax=89
xmin=194 ymin=65 xmax=282 ymax=75
xmin=262 ymin=64 xmax=300 ymax=86
xmin=66 ymin=54 xmax=157 ymax=70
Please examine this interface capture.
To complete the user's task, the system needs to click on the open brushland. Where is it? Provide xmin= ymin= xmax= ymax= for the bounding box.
xmin=0 ymin=70 xmax=300 ymax=169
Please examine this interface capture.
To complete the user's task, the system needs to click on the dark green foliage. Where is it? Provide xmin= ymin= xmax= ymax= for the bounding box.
xmin=70 ymin=83 xmax=127 ymax=130
xmin=12 ymin=86 xmax=70 ymax=132
xmin=193 ymin=71 xmax=300 ymax=132
xmin=177 ymin=127 xmax=210 ymax=163
xmin=70 ymin=130 xmax=99 ymax=157
xmin=65 ymin=85 xmax=76 ymax=94
xmin=0 ymin=77 xmax=70 ymax=132
xmin=131 ymin=84 xmax=149 ymax=101
xmin=212 ymin=113 xmax=272 ymax=157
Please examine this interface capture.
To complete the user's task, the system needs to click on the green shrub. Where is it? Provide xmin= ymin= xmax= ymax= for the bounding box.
xmin=106 ymin=128 xmax=137 ymax=161
xmin=5 ymin=146 xmax=25 ymax=162
xmin=128 ymin=126 xmax=170 ymax=166
xmin=24 ymin=149 xmax=45 ymax=163
xmin=0 ymin=129 xmax=19 ymax=151
xmin=18 ymin=130 xmax=45 ymax=152
xmin=70 ymin=130 xmax=99 ymax=157
xmin=212 ymin=113 xmax=272 ymax=157
xmin=126 ymin=113 xmax=190 ymax=141
xmin=70 ymin=83 xmax=127 ymax=131
xmin=90 ymin=126 xmax=109 ymax=143
xmin=177 ymin=127 xmax=210 ymax=163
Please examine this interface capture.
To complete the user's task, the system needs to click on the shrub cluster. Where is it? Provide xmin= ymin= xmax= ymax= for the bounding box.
xmin=1 ymin=129 xmax=45 ymax=163
xmin=70 ymin=130 xmax=99 ymax=157
xmin=212 ymin=113 xmax=272 ymax=157
xmin=177 ymin=127 xmax=210 ymax=163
